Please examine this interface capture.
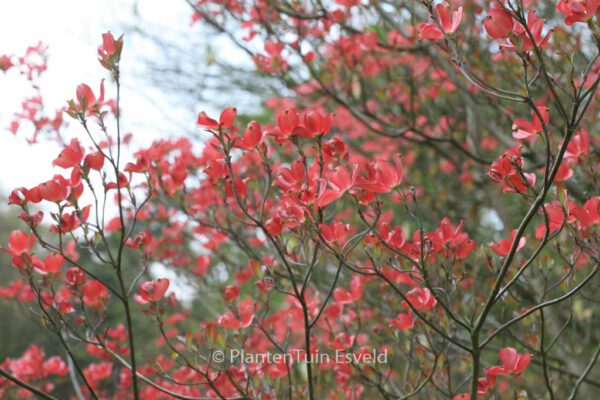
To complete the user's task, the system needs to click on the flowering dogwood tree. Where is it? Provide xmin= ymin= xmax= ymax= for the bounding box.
xmin=2 ymin=1 xmax=600 ymax=399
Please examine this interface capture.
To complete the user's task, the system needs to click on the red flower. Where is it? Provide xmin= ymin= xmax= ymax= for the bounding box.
xmin=565 ymin=129 xmax=590 ymax=161
xmin=134 ymin=278 xmax=170 ymax=305
xmin=84 ymin=151 xmax=105 ymax=170
xmin=390 ymin=309 xmax=414 ymax=331
xmin=270 ymin=107 xmax=301 ymax=140
xmin=319 ymin=221 xmax=352 ymax=248
xmin=218 ymin=298 xmax=255 ymax=330
xmin=43 ymin=356 xmax=68 ymax=376
xmin=69 ymin=81 xmax=105 ymax=116
xmin=428 ymin=218 xmax=475 ymax=259
xmin=331 ymin=332 xmax=355 ymax=350
xmin=484 ymin=7 xmax=514 ymax=39
xmin=498 ymin=347 xmax=531 ymax=374
xmin=125 ymin=153 xmax=150 ymax=173
xmin=193 ymin=256 xmax=211 ymax=275
xmin=98 ymin=31 xmax=123 ymax=70
xmin=125 ymin=230 xmax=152 ymax=249
xmin=419 ymin=3 xmax=463 ymax=41
xmin=512 ymin=104 xmax=549 ymax=141
xmin=490 ymin=229 xmax=526 ymax=257
xmin=316 ymin=165 xmax=357 ymax=208
xmin=404 ymin=287 xmax=437 ymax=311
xmin=333 ymin=275 xmax=364 ymax=304
xmin=53 ymin=139 xmax=84 ymax=169
xmin=535 ymin=201 xmax=565 ymax=240
xmin=4 ymin=230 xmax=36 ymax=256
xmin=36 ymin=253 xmax=64 ymax=275
xmin=197 ymin=107 xmax=237 ymax=130
xmin=66 ymin=268 xmax=86 ymax=286
xmin=237 ymin=121 xmax=263 ymax=149
xmin=37 ymin=175 xmax=71 ymax=202
xmin=305 ymin=111 xmax=331 ymax=135
xmin=83 ymin=362 xmax=113 ymax=388
xmin=82 ymin=280 xmax=109 ymax=309
xmin=293 ymin=110 xmax=332 ymax=138
xmin=223 ymin=285 xmax=240 ymax=303
xmin=569 ymin=197 xmax=600 ymax=229
xmin=358 ymin=155 xmax=404 ymax=193
xmin=255 ymin=277 xmax=275 ymax=292
xmin=0 ymin=54 xmax=13 ymax=71
xmin=505 ymin=10 xmax=552 ymax=51
xmin=557 ymin=0 xmax=600 ymax=25
xmin=488 ymin=146 xmax=536 ymax=193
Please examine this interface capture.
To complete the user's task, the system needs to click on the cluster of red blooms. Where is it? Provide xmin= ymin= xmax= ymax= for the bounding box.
xmin=0 ymin=345 xmax=67 ymax=398
xmin=1 ymin=43 xmax=63 ymax=142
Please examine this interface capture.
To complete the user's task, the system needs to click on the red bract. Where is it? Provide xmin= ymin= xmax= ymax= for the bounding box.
xmin=37 ymin=175 xmax=71 ymax=202
xmin=418 ymin=3 xmax=463 ymax=41
xmin=512 ymin=104 xmax=550 ymax=141
xmin=273 ymin=107 xmax=300 ymax=139
xmin=565 ymin=129 xmax=590 ymax=161
xmin=507 ymin=10 xmax=552 ymax=50
xmin=4 ymin=230 xmax=36 ymax=257
xmin=53 ymin=138 xmax=84 ymax=168
xmin=557 ymin=0 xmax=600 ymax=24
xmin=403 ymin=287 xmax=437 ymax=312
xmin=65 ymin=268 xmax=86 ymax=286
xmin=490 ymin=229 xmax=526 ymax=256
xmin=237 ymin=120 xmax=263 ymax=149
xmin=0 ymin=54 xmax=13 ymax=71
xmin=498 ymin=347 xmax=531 ymax=375
xmin=333 ymin=275 xmax=364 ymax=304
xmin=218 ymin=298 xmax=255 ymax=330
xmin=67 ymin=81 xmax=105 ymax=116
xmin=193 ymin=255 xmax=211 ymax=275
xmin=83 ymin=362 xmax=113 ymax=389
xmin=390 ymin=309 xmax=414 ymax=331
xmin=484 ymin=7 xmax=514 ymax=39
xmin=84 ymin=151 xmax=105 ymax=170
xmin=569 ymin=197 xmax=600 ymax=229
xmin=319 ymin=221 xmax=352 ymax=248
xmin=358 ymin=155 xmax=403 ymax=193
xmin=223 ymin=285 xmax=240 ymax=302
xmin=98 ymin=31 xmax=123 ymax=70
xmin=197 ymin=107 xmax=237 ymax=130
xmin=35 ymin=253 xmax=64 ymax=275
xmin=535 ymin=201 xmax=565 ymax=240
xmin=82 ymin=280 xmax=109 ymax=309
xmin=42 ymin=356 xmax=68 ymax=376
xmin=331 ymin=332 xmax=355 ymax=350
xmin=316 ymin=165 xmax=357 ymax=208
xmin=428 ymin=218 xmax=475 ymax=259
xmin=488 ymin=146 xmax=536 ymax=193
xmin=134 ymin=278 xmax=170 ymax=304
xmin=305 ymin=111 xmax=331 ymax=136
xmin=125 ymin=230 xmax=152 ymax=249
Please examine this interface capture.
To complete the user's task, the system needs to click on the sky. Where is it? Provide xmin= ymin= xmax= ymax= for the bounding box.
xmin=0 ymin=0 xmax=194 ymax=194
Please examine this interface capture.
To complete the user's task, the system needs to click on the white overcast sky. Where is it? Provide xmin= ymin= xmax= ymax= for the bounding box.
xmin=0 ymin=0 xmax=195 ymax=194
